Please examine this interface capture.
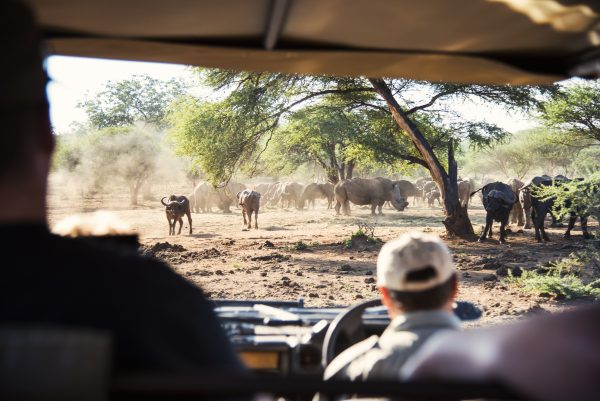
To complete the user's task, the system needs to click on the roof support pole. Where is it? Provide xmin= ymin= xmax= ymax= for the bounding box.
xmin=263 ymin=0 xmax=291 ymax=50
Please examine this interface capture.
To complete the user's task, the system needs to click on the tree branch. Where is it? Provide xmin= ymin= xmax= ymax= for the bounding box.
xmin=390 ymin=152 xmax=429 ymax=169
xmin=406 ymin=90 xmax=458 ymax=115
xmin=347 ymin=100 xmax=389 ymax=114
xmin=284 ymin=88 xmax=375 ymax=114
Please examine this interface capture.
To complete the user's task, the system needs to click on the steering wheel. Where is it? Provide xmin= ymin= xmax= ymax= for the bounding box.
xmin=320 ymin=299 xmax=482 ymax=368
xmin=321 ymin=299 xmax=381 ymax=368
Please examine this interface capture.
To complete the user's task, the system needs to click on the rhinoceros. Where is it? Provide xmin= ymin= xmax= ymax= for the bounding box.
xmin=334 ymin=177 xmax=408 ymax=216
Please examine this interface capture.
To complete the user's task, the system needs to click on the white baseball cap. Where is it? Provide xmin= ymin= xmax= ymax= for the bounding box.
xmin=377 ymin=232 xmax=455 ymax=292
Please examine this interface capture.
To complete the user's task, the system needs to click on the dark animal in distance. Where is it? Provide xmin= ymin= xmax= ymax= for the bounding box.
xmin=269 ymin=182 xmax=303 ymax=209
xmin=426 ymin=189 xmax=441 ymax=207
xmin=414 ymin=177 xmax=428 ymax=190
xmin=299 ymin=182 xmax=335 ymax=209
xmin=422 ymin=180 xmax=438 ymax=200
xmin=394 ymin=180 xmax=422 ymax=205
xmin=523 ymin=176 xmax=592 ymax=243
xmin=521 ymin=175 xmax=566 ymax=230
xmin=560 ymin=179 xmax=593 ymax=240
xmin=161 ymin=195 xmax=192 ymax=235
xmin=471 ymin=182 xmax=516 ymax=244
xmin=237 ymin=189 xmax=260 ymax=229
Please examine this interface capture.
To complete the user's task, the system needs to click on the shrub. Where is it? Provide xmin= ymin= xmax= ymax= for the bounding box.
xmin=344 ymin=223 xmax=382 ymax=249
xmin=504 ymin=246 xmax=600 ymax=300
xmin=534 ymin=173 xmax=600 ymax=221
xmin=293 ymin=240 xmax=308 ymax=251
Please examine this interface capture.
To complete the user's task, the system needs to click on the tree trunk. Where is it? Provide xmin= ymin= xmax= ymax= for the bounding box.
xmin=369 ymin=78 xmax=474 ymax=238
xmin=326 ymin=168 xmax=339 ymax=184
xmin=316 ymin=158 xmax=339 ymax=184
xmin=444 ymin=140 xmax=474 ymax=236
xmin=337 ymin=163 xmax=346 ymax=181
xmin=346 ymin=160 xmax=355 ymax=180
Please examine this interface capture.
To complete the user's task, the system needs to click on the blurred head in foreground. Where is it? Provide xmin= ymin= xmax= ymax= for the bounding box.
xmin=377 ymin=232 xmax=458 ymax=318
xmin=0 ymin=0 xmax=54 ymax=224
xmin=53 ymin=211 xmax=140 ymax=251
xmin=401 ymin=305 xmax=600 ymax=401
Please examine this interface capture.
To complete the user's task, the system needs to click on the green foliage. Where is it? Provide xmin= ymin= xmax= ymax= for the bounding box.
xmin=534 ymin=173 xmax=600 ymax=221
xmin=182 ymin=158 xmax=203 ymax=185
xmin=505 ymin=247 xmax=600 ymax=300
xmin=281 ymin=240 xmax=310 ymax=251
xmin=168 ymin=70 xmax=543 ymax=186
xmin=262 ymin=103 xmax=418 ymax=182
xmin=351 ymin=228 xmax=366 ymax=238
xmin=507 ymin=269 xmax=599 ymax=300
xmin=167 ymin=96 xmax=265 ymax=185
xmin=460 ymin=128 xmax=580 ymax=180
xmin=53 ymin=134 xmax=84 ymax=172
xmin=541 ymin=80 xmax=600 ymax=146
xmin=343 ymin=232 xmax=362 ymax=249
xmin=293 ymin=240 xmax=308 ymax=251
xmin=571 ymin=147 xmax=600 ymax=177
xmin=79 ymin=75 xmax=187 ymax=129
xmin=343 ymin=223 xmax=381 ymax=248
xmin=343 ymin=231 xmax=381 ymax=248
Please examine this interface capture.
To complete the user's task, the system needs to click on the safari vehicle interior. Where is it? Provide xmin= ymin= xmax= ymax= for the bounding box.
xmin=5 ymin=0 xmax=600 ymax=400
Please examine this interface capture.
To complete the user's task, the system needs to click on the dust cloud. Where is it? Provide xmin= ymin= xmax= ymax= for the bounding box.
xmin=50 ymin=124 xmax=192 ymax=211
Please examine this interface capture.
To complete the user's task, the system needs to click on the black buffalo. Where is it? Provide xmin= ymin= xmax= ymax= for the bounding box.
xmin=524 ymin=176 xmax=592 ymax=243
xmin=161 ymin=195 xmax=193 ymax=235
xmin=472 ymin=182 xmax=516 ymax=244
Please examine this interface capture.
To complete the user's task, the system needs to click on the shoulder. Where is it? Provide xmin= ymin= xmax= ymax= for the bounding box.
xmin=324 ymin=335 xmax=379 ymax=380
xmin=48 ymin=234 xmax=201 ymax=296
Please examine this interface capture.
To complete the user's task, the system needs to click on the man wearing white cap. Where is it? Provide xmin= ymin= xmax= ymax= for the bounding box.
xmin=324 ymin=231 xmax=460 ymax=380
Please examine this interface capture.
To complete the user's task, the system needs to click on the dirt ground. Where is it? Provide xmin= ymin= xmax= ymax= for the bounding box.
xmin=47 ymin=185 xmax=599 ymax=327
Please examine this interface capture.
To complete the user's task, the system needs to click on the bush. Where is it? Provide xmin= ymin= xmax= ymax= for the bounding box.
xmin=293 ymin=240 xmax=308 ymax=251
xmin=534 ymin=173 xmax=600 ymax=221
xmin=343 ymin=224 xmax=382 ymax=249
xmin=504 ymin=247 xmax=600 ymax=300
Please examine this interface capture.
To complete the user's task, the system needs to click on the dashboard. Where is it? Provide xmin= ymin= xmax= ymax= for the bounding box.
xmin=215 ymin=299 xmax=389 ymax=376
xmin=214 ymin=299 xmax=480 ymax=377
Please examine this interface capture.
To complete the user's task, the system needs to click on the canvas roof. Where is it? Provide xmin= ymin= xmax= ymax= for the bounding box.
xmin=27 ymin=0 xmax=600 ymax=85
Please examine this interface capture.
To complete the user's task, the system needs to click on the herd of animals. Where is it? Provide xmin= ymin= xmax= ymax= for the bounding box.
xmin=160 ymin=175 xmax=594 ymax=243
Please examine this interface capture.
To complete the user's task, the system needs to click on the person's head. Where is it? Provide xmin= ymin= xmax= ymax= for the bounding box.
xmin=377 ymin=232 xmax=457 ymax=318
xmin=0 ymin=1 xmax=54 ymax=222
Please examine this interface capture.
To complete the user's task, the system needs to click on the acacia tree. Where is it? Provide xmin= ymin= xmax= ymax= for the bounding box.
xmin=264 ymin=102 xmax=450 ymax=183
xmin=541 ymin=80 xmax=600 ymax=147
xmin=265 ymin=106 xmax=358 ymax=183
xmin=79 ymin=75 xmax=186 ymax=129
xmin=55 ymin=126 xmax=159 ymax=205
xmin=170 ymin=71 xmax=548 ymax=237
xmin=462 ymin=128 xmax=580 ymax=180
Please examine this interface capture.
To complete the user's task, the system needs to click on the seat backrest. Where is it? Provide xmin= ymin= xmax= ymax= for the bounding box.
xmin=0 ymin=326 xmax=111 ymax=401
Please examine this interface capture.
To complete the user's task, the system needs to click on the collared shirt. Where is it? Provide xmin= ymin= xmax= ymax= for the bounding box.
xmin=325 ymin=310 xmax=461 ymax=381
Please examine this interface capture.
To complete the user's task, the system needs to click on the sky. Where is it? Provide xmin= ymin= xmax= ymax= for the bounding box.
xmin=47 ymin=56 xmax=192 ymax=133
xmin=47 ymin=55 xmax=539 ymax=134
